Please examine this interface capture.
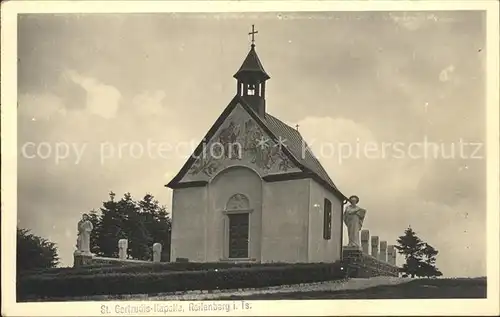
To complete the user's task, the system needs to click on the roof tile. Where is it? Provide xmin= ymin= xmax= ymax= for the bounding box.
xmin=264 ymin=113 xmax=338 ymax=190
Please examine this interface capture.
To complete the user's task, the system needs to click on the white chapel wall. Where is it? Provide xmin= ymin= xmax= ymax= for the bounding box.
xmin=170 ymin=186 xmax=208 ymax=262
xmin=307 ymin=179 xmax=343 ymax=263
xmin=261 ymin=179 xmax=309 ymax=263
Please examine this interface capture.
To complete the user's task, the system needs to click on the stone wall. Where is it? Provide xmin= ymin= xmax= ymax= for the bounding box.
xmin=90 ymin=256 xmax=153 ymax=266
xmin=342 ymin=229 xmax=399 ymax=278
xmin=342 ymin=249 xmax=399 ymax=277
xmin=74 ymin=253 xmax=155 ymax=267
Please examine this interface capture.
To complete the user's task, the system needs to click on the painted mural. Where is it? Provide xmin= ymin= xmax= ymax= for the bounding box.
xmin=181 ymin=104 xmax=300 ymax=182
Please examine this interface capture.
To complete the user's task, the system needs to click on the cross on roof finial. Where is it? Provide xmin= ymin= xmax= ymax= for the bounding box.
xmin=249 ymin=24 xmax=258 ymax=47
xmin=295 ymin=124 xmax=300 ymax=131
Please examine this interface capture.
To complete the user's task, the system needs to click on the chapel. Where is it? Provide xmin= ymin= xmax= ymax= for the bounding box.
xmin=166 ymin=26 xmax=348 ymax=263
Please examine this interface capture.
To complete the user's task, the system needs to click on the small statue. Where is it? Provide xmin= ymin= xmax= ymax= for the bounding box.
xmin=153 ymin=243 xmax=162 ymax=262
xmin=118 ymin=239 xmax=128 ymax=260
xmin=76 ymin=214 xmax=93 ymax=255
xmin=343 ymin=195 xmax=367 ymax=248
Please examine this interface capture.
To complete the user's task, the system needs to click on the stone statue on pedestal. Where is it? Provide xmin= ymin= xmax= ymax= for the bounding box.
xmin=75 ymin=214 xmax=93 ymax=255
xmin=343 ymin=195 xmax=367 ymax=248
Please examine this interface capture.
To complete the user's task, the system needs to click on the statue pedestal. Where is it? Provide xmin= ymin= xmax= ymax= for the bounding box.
xmin=343 ymin=245 xmax=362 ymax=251
xmin=342 ymin=247 xmax=399 ymax=278
xmin=73 ymin=251 xmax=93 ymax=267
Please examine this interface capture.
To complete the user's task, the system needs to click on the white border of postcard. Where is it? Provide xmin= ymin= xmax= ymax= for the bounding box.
xmin=2 ymin=1 xmax=499 ymax=316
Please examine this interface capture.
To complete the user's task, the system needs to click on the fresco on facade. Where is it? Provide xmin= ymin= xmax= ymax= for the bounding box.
xmin=181 ymin=104 xmax=300 ymax=182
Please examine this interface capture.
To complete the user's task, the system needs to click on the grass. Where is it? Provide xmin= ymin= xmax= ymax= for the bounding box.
xmin=216 ymin=277 xmax=487 ymax=300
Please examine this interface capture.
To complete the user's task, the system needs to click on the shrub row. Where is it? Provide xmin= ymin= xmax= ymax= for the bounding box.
xmin=18 ymin=262 xmax=118 ymax=277
xmin=17 ymin=262 xmax=346 ymax=300
xmin=22 ymin=261 xmax=309 ymax=278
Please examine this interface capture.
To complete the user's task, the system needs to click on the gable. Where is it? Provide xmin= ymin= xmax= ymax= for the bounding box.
xmin=177 ymin=103 xmax=301 ymax=183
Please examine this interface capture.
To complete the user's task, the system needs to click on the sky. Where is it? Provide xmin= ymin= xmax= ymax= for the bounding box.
xmin=17 ymin=11 xmax=486 ymax=276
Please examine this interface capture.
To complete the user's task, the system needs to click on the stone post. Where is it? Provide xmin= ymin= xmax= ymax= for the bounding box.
xmin=153 ymin=243 xmax=162 ymax=263
xmin=379 ymin=241 xmax=387 ymax=262
xmin=361 ymin=230 xmax=370 ymax=254
xmin=387 ymin=245 xmax=396 ymax=265
xmin=371 ymin=236 xmax=379 ymax=259
xmin=118 ymin=239 xmax=128 ymax=260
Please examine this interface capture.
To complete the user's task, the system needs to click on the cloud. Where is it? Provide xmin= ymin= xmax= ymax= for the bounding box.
xmin=18 ymin=93 xmax=66 ymax=120
xmin=296 ymin=116 xmax=391 ymax=190
xmin=439 ymin=64 xmax=455 ymax=82
xmin=19 ymin=70 xmax=123 ymax=122
xmin=131 ymin=90 xmax=167 ymax=116
xmin=64 ymin=70 xmax=121 ymax=119
xmin=17 ymin=84 xmax=184 ymax=267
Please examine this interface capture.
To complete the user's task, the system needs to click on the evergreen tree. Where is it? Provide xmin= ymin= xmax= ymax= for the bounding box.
xmin=422 ymin=243 xmax=438 ymax=265
xmin=17 ymin=228 xmax=59 ymax=272
xmin=418 ymin=243 xmax=443 ymax=277
xmin=120 ymin=193 xmax=151 ymax=260
xmin=396 ymin=227 xmax=443 ymax=278
xmin=87 ymin=209 xmax=101 ymax=255
xmin=92 ymin=191 xmax=127 ymax=257
xmin=138 ymin=194 xmax=172 ymax=261
xmin=89 ymin=192 xmax=171 ymax=261
xmin=395 ymin=226 xmax=425 ymax=278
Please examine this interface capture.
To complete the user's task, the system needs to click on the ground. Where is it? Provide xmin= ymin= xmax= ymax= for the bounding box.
xmin=216 ymin=277 xmax=487 ymax=300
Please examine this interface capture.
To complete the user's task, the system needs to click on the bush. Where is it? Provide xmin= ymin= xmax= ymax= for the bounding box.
xmin=17 ymin=228 xmax=59 ymax=272
xmin=17 ymin=262 xmax=346 ymax=300
xmin=17 ymin=262 xmax=120 ymax=279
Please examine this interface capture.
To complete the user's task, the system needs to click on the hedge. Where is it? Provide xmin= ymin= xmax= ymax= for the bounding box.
xmin=17 ymin=262 xmax=346 ymax=300
xmin=18 ymin=262 xmax=119 ymax=277
xmin=20 ymin=261 xmax=310 ymax=278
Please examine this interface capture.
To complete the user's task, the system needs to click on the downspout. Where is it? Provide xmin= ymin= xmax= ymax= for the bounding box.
xmin=340 ymin=199 xmax=346 ymax=261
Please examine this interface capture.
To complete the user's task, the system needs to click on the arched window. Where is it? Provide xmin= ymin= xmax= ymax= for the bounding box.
xmin=323 ymin=198 xmax=332 ymax=240
xmin=225 ymin=194 xmax=251 ymax=259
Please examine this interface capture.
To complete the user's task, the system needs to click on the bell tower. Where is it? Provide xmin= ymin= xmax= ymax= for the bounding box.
xmin=233 ymin=25 xmax=270 ymax=117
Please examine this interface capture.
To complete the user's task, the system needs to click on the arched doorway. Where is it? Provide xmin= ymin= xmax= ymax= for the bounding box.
xmin=207 ymin=166 xmax=262 ymax=262
xmin=224 ymin=193 xmax=252 ymax=259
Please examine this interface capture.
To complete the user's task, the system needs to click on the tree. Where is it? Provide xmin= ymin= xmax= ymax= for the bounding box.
xmin=395 ymin=226 xmax=442 ymax=278
xmin=418 ymin=243 xmax=443 ymax=278
xmin=417 ymin=262 xmax=443 ymax=278
xmin=395 ymin=227 xmax=424 ymax=278
xmin=90 ymin=191 xmax=127 ymax=258
xmin=17 ymin=228 xmax=59 ymax=272
xmin=137 ymin=193 xmax=172 ymax=261
xmin=89 ymin=192 xmax=171 ymax=261
xmin=422 ymin=243 xmax=438 ymax=265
